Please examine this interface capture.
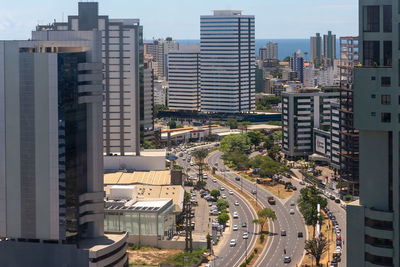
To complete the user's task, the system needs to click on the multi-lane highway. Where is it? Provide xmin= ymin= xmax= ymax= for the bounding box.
xmin=207 ymin=151 xmax=307 ymax=267
xmin=176 ymin=146 xmax=258 ymax=267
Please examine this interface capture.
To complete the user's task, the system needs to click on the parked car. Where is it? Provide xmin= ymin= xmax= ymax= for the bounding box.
xmin=335 ymin=198 xmax=340 ymax=203
xmin=221 ymin=194 xmax=227 ymax=199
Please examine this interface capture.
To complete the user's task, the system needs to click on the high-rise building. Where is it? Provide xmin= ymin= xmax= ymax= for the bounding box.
xmin=282 ymin=87 xmax=339 ymax=159
xmin=265 ymin=41 xmax=278 ymax=60
xmin=324 ymin=31 xmax=337 ymax=64
xmin=290 ymin=49 xmax=304 ymax=83
xmin=310 ymin=33 xmax=322 ymax=66
xmin=200 ymin=10 xmax=255 ymax=113
xmin=141 ymin=61 xmax=155 ymax=142
xmin=146 ymin=38 xmax=179 ymax=80
xmin=347 ymin=2 xmax=397 ymax=266
xmin=36 ymin=2 xmax=142 ymax=156
xmin=0 ymin=36 xmax=128 ymax=266
xmin=339 ymin=36 xmax=359 ymax=86
xmin=167 ymin=48 xmax=201 ymax=111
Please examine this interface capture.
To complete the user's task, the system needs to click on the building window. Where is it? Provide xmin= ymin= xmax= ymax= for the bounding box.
xmin=381 ymin=76 xmax=391 ymax=86
xmin=381 ymin=112 xmax=391 ymax=122
xmin=381 ymin=95 xmax=391 ymax=105
xmin=365 ymin=217 xmax=393 ymax=231
xmin=363 ymin=41 xmax=380 ymax=67
xmin=383 ymin=41 xmax=392 ymax=66
xmin=371 ymin=76 xmax=376 ymax=81
xmin=371 ymin=112 xmax=376 ymax=117
xmin=371 ymin=94 xmax=376 ymax=99
xmin=365 ymin=235 xmax=393 ymax=248
xmin=363 ymin=6 xmax=380 ymax=32
xmin=365 ymin=252 xmax=393 ymax=266
xmin=383 ymin=5 xmax=392 ymax=32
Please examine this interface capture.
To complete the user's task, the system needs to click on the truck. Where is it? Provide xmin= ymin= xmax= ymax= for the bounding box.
xmin=268 ymin=196 xmax=276 ymax=205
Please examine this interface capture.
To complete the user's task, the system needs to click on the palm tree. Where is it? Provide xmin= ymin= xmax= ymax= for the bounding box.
xmin=253 ymin=207 xmax=277 ymax=234
xmin=305 ymin=235 xmax=329 ymax=266
xmin=192 ymin=149 xmax=209 ymax=182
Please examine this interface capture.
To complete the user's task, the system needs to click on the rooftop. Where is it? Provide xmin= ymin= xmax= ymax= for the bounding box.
xmin=104 ymin=170 xmax=171 ymax=185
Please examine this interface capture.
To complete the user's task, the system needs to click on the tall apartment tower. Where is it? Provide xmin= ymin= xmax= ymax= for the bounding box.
xmin=324 ymin=31 xmax=337 ymax=64
xmin=147 ymin=39 xmax=179 ymax=80
xmin=290 ymin=49 xmax=304 ymax=83
xmin=141 ymin=61 xmax=155 ymax=142
xmin=167 ymin=48 xmax=201 ymax=111
xmin=200 ymin=10 xmax=255 ymax=113
xmin=0 ymin=37 xmax=128 ymax=266
xmin=347 ymin=2 xmax=398 ymax=266
xmin=310 ymin=33 xmax=322 ymax=66
xmin=36 ymin=2 xmax=141 ymax=156
xmin=265 ymin=41 xmax=278 ymax=60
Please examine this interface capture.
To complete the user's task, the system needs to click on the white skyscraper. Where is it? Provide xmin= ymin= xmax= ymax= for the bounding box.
xmin=167 ymin=48 xmax=201 ymax=111
xmin=200 ymin=10 xmax=255 ymax=113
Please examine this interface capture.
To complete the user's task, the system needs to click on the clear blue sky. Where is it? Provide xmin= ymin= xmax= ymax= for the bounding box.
xmin=0 ymin=0 xmax=358 ymax=40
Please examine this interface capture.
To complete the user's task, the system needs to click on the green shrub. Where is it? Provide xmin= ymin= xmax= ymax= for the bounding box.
xmin=260 ymin=234 xmax=265 ymax=243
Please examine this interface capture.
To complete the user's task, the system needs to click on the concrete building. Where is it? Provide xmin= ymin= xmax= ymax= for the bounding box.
xmin=324 ymin=31 xmax=337 ymax=65
xmin=154 ymin=80 xmax=167 ymax=106
xmin=260 ymin=42 xmax=278 ymax=60
xmin=310 ymin=33 xmax=322 ymax=66
xmin=146 ymin=38 xmax=179 ymax=79
xmin=290 ymin=49 xmax=304 ymax=83
xmin=347 ymin=2 xmax=398 ymax=266
xmin=339 ymin=36 xmax=359 ymax=86
xmin=0 ymin=35 xmax=127 ymax=266
xmin=141 ymin=61 xmax=155 ymax=143
xmin=200 ymin=10 xmax=255 ymax=113
xmin=36 ymin=2 xmax=142 ymax=156
xmin=167 ymin=48 xmax=201 ymax=111
xmin=282 ymin=87 xmax=340 ymax=159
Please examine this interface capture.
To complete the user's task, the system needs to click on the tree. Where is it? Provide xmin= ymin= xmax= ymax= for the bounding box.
xmin=167 ymin=120 xmax=177 ymax=129
xmin=268 ymin=145 xmax=281 ymax=160
xmin=217 ymin=213 xmax=229 ymax=226
xmin=216 ymin=199 xmax=229 ymax=212
xmin=284 ymin=182 xmax=293 ymax=191
xmin=227 ymin=119 xmax=238 ymax=129
xmin=222 ymin=151 xmax=250 ymax=170
xmin=154 ymin=104 xmax=168 ymax=115
xmin=220 ymin=134 xmax=251 ymax=153
xmin=192 ymin=149 xmax=209 ymax=181
xmin=143 ymin=140 xmax=155 ymax=149
xmin=206 ymin=233 xmax=212 ymax=250
xmin=240 ymin=121 xmax=251 ymax=133
xmin=304 ymin=235 xmax=329 ymax=266
xmin=247 ymin=131 xmax=264 ymax=147
xmin=253 ymin=208 xmax=276 ymax=234
xmin=210 ymin=189 xmax=221 ymax=199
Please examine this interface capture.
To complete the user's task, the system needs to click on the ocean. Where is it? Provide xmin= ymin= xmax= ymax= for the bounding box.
xmin=175 ymin=39 xmax=341 ymax=61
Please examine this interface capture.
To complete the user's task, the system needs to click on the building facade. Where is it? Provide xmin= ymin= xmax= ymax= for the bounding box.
xmin=0 ymin=35 xmax=127 ymax=266
xmin=324 ymin=31 xmax=337 ymax=65
xmin=167 ymin=50 xmax=201 ymax=111
xmin=310 ymin=33 xmax=322 ymax=66
xmin=37 ymin=2 xmax=142 ymax=156
xmin=200 ymin=10 xmax=255 ymax=113
xmin=259 ymin=41 xmax=278 ymax=60
xmin=290 ymin=50 xmax=304 ymax=83
xmin=347 ymin=1 xmax=398 ymax=266
xmin=282 ymin=88 xmax=340 ymax=159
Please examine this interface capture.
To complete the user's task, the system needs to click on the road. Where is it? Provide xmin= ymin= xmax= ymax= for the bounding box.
xmin=207 ymin=151 xmax=306 ymax=267
xmin=176 ymin=146 xmax=258 ymax=267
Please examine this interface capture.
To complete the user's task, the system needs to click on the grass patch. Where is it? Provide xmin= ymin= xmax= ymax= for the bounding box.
xmin=161 ymin=249 xmax=207 ymax=267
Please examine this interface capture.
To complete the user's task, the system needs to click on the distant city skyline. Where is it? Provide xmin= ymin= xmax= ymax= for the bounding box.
xmin=0 ymin=0 xmax=358 ymax=40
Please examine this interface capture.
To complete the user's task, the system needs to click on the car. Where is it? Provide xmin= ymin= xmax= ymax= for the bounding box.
xmin=203 ymin=174 xmax=208 ymax=179
xmin=259 ymin=149 xmax=263 ymax=153
xmin=252 ymin=189 xmax=257 ymax=194
xmin=220 ymin=186 xmax=225 ymax=191
xmin=212 ymin=178 xmax=217 ymax=183
xmin=336 ymin=240 xmax=342 ymax=247
xmin=330 ymin=195 xmax=336 ymax=200
xmin=281 ymin=230 xmax=286 ymax=236
xmin=233 ymin=225 xmax=238 ymax=231
xmin=204 ymin=264 xmax=211 ymax=267
xmin=242 ymin=232 xmax=249 ymax=239
xmin=230 ymin=239 xmax=236 ymax=247
xmin=242 ymin=222 xmax=247 ymax=228
xmin=235 ymin=177 xmax=240 ymax=181
xmin=221 ymin=194 xmax=227 ymax=199
xmin=290 ymin=201 xmax=295 ymax=206
xmin=233 ymin=212 xmax=239 ymax=219
xmin=289 ymin=209 xmax=295 ymax=215
xmin=234 ymin=201 xmax=239 ymax=206
xmin=332 ymin=257 xmax=341 ymax=263
xmin=298 ymin=232 xmax=303 ymax=238
xmin=335 ymin=198 xmax=340 ymax=203
xmin=190 ymin=162 xmax=194 ymax=166
xmin=336 ymin=235 xmax=341 ymax=241
xmin=299 ymin=181 xmax=305 ymax=185
xmin=336 ymin=246 xmax=342 ymax=251
xmin=229 ymin=190 xmax=234 ymax=195
xmin=283 ymin=256 xmax=291 ymax=263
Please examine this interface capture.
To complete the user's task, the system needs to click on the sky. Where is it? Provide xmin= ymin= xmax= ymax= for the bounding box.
xmin=0 ymin=0 xmax=358 ymax=40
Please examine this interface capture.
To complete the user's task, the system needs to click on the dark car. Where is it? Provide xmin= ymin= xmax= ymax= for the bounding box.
xmin=336 ymin=240 xmax=342 ymax=247
xmin=335 ymin=198 xmax=341 ymax=203
xmin=281 ymin=230 xmax=286 ymax=236
xmin=298 ymin=232 xmax=303 ymax=238
xmin=291 ymin=186 xmax=297 ymax=191
xmin=332 ymin=257 xmax=341 ymax=263
xmin=330 ymin=195 xmax=335 ymax=200
xmin=284 ymin=256 xmax=291 ymax=263
xmin=242 ymin=222 xmax=247 ymax=228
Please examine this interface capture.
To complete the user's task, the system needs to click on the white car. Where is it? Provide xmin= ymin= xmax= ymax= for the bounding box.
xmin=289 ymin=209 xmax=295 ymax=215
xmin=233 ymin=212 xmax=239 ymax=219
xmin=212 ymin=178 xmax=217 ymax=183
xmin=221 ymin=194 xmax=227 ymax=199
xmin=220 ymin=186 xmax=225 ymax=191
xmin=233 ymin=225 xmax=238 ymax=231
xmin=243 ymin=232 xmax=249 ymax=239
xmin=230 ymin=239 xmax=236 ymax=247
xmin=229 ymin=190 xmax=233 ymax=195
xmin=234 ymin=201 xmax=239 ymax=206
xmin=190 ymin=162 xmax=194 ymax=166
